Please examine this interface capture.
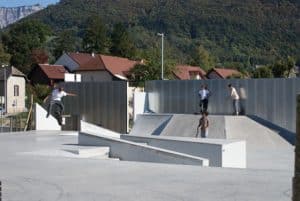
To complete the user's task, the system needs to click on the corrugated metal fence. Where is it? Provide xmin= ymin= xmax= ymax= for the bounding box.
xmin=145 ymin=78 xmax=300 ymax=132
xmin=62 ymin=82 xmax=128 ymax=133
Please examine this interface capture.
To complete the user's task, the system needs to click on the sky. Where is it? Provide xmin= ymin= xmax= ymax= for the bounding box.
xmin=0 ymin=0 xmax=59 ymax=7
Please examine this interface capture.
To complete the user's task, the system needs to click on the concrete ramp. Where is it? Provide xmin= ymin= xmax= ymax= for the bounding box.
xmin=130 ymin=114 xmax=172 ymax=136
xmin=130 ymin=114 xmax=225 ymax=138
xmin=130 ymin=114 xmax=294 ymax=170
xmin=225 ymin=116 xmax=291 ymax=148
xmin=161 ymin=114 xmax=225 ymax=138
xmin=80 ymin=120 xmax=121 ymax=138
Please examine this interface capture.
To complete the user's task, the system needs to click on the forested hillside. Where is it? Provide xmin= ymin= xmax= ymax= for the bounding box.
xmin=29 ymin=0 xmax=299 ymax=65
xmin=1 ymin=0 xmax=299 ymax=76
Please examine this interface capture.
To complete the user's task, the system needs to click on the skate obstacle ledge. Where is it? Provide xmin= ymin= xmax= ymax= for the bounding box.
xmin=121 ymin=135 xmax=246 ymax=168
xmin=78 ymin=131 xmax=209 ymax=166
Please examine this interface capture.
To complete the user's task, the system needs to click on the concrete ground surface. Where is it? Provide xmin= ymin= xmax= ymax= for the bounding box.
xmin=0 ymin=131 xmax=293 ymax=201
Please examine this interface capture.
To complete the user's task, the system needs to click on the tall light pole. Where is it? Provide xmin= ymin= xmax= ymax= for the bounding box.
xmin=157 ymin=33 xmax=164 ymax=80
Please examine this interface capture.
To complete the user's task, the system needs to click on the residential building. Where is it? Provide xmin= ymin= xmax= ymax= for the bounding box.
xmin=28 ymin=64 xmax=67 ymax=85
xmin=173 ymin=65 xmax=206 ymax=80
xmin=0 ymin=66 xmax=26 ymax=114
xmin=206 ymin=68 xmax=242 ymax=79
xmin=55 ymin=52 xmax=140 ymax=82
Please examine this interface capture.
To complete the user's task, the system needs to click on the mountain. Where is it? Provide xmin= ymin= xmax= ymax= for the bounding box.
xmin=16 ymin=0 xmax=300 ymax=66
xmin=0 ymin=4 xmax=43 ymax=28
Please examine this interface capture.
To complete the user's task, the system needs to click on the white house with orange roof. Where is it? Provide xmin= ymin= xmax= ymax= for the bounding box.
xmin=55 ymin=52 xmax=140 ymax=82
xmin=173 ymin=65 xmax=206 ymax=80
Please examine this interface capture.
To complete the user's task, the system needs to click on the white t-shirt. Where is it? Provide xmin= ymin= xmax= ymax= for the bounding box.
xmin=198 ymin=89 xmax=210 ymax=100
xmin=51 ymin=89 xmax=67 ymax=101
xmin=230 ymin=87 xmax=239 ymax=100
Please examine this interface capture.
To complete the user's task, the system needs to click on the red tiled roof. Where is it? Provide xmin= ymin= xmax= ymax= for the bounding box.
xmin=39 ymin=64 xmax=67 ymax=79
xmin=67 ymin=53 xmax=138 ymax=78
xmin=173 ymin=65 xmax=206 ymax=80
xmin=209 ymin=68 xmax=241 ymax=78
xmin=100 ymin=55 xmax=139 ymax=78
xmin=67 ymin=53 xmax=106 ymax=71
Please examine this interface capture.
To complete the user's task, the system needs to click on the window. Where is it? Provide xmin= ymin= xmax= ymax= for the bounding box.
xmin=14 ymin=85 xmax=19 ymax=96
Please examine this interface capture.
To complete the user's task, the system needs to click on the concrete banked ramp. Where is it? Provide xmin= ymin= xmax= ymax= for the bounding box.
xmin=131 ymin=114 xmax=294 ymax=170
xmin=130 ymin=114 xmax=226 ymax=139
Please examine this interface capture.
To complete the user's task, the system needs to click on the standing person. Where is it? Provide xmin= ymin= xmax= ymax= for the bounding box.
xmin=228 ymin=84 xmax=240 ymax=115
xmin=45 ymin=86 xmax=76 ymax=125
xmin=198 ymin=84 xmax=210 ymax=113
xmin=196 ymin=111 xmax=209 ymax=138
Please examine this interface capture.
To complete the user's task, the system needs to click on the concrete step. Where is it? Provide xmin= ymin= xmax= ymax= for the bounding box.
xmin=76 ymin=147 xmax=110 ymax=158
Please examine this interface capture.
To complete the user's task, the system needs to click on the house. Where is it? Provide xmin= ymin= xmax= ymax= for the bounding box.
xmin=0 ymin=66 xmax=26 ymax=114
xmin=173 ymin=65 xmax=206 ymax=80
xmin=206 ymin=68 xmax=242 ymax=79
xmin=28 ymin=64 xmax=67 ymax=85
xmin=55 ymin=52 xmax=140 ymax=82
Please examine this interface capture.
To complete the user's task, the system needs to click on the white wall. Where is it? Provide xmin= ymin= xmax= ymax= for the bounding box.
xmin=6 ymin=76 xmax=26 ymax=113
xmin=34 ymin=103 xmax=61 ymax=131
xmin=133 ymin=91 xmax=146 ymax=121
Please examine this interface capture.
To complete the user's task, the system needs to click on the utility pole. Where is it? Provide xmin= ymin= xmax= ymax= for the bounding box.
xmin=157 ymin=33 xmax=164 ymax=80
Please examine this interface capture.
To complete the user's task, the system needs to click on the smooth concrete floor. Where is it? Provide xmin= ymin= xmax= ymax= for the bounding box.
xmin=0 ymin=131 xmax=294 ymax=201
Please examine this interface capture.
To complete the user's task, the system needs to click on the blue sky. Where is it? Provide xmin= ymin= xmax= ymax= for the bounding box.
xmin=0 ymin=0 xmax=59 ymax=7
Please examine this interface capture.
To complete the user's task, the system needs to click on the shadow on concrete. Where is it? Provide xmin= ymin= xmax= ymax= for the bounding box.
xmin=248 ymin=115 xmax=295 ymax=145
xmin=152 ymin=116 xmax=173 ymax=136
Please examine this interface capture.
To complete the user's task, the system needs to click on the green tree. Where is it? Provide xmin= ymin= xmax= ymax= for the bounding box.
xmin=252 ymin=66 xmax=273 ymax=78
xmin=191 ymin=45 xmax=215 ymax=71
xmin=129 ymin=49 xmax=175 ymax=87
xmin=2 ymin=20 xmax=51 ymax=74
xmin=286 ymin=56 xmax=296 ymax=77
xmin=82 ymin=16 xmax=108 ymax=54
xmin=26 ymin=84 xmax=51 ymax=105
xmin=270 ymin=57 xmax=296 ymax=78
xmin=110 ymin=23 xmax=136 ymax=58
xmin=53 ymin=29 xmax=77 ymax=59
xmin=0 ymin=43 xmax=11 ymax=65
xmin=271 ymin=60 xmax=286 ymax=78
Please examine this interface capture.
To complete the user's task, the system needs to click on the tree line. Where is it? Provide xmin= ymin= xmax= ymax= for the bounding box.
xmin=0 ymin=16 xmax=297 ymax=82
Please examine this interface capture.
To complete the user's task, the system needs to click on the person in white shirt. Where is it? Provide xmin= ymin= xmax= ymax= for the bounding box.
xmin=198 ymin=84 xmax=210 ymax=113
xmin=228 ymin=84 xmax=240 ymax=115
xmin=45 ymin=86 xmax=76 ymax=125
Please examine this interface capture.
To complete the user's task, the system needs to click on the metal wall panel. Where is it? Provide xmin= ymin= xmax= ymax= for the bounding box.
xmin=145 ymin=78 xmax=300 ymax=132
xmin=62 ymin=82 xmax=128 ymax=133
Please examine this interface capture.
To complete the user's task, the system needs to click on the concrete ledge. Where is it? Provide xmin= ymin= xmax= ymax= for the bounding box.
xmin=80 ymin=120 xmax=121 ymax=138
xmin=79 ymin=132 xmax=209 ymax=166
xmin=121 ymin=135 xmax=246 ymax=168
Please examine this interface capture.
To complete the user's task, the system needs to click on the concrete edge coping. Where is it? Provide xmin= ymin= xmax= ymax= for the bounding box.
xmin=122 ymin=134 xmax=244 ymax=145
xmin=79 ymin=132 xmax=209 ymax=165
xmin=80 ymin=120 xmax=122 ymax=137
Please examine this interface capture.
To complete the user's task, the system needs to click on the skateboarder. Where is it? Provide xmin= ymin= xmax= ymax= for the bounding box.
xmin=228 ymin=84 xmax=240 ymax=115
xmin=198 ymin=84 xmax=210 ymax=113
xmin=196 ymin=111 xmax=209 ymax=138
xmin=45 ymin=86 xmax=76 ymax=125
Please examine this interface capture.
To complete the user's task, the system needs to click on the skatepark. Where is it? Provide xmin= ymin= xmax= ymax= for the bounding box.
xmin=0 ymin=79 xmax=299 ymax=200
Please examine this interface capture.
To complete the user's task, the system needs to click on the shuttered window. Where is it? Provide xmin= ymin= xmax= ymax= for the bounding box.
xmin=14 ymin=85 xmax=19 ymax=96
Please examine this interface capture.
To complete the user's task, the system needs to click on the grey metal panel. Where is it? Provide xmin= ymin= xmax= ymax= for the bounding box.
xmin=63 ymin=82 xmax=127 ymax=133
xmin=145 ymin=78 xmax=300 ymax=133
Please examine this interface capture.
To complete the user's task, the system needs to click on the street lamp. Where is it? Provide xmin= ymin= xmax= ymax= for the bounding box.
xmin=157 ymin=33 xmax=164 ymax=80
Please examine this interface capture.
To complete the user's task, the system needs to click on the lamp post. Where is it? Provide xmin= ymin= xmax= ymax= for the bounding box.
xmin=157 ymin=33 xmax=164 ymax=80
